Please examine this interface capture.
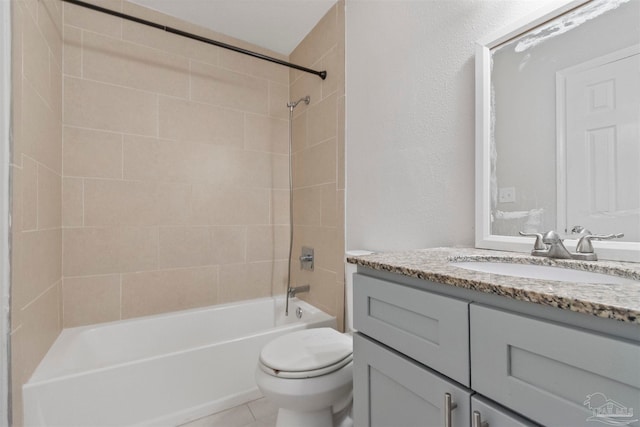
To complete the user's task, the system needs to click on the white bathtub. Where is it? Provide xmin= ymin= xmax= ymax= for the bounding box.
xmin=23 ymin=297 xmax=336 ymax=426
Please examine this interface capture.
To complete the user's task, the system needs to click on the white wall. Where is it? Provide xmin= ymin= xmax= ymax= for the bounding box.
xmin=345 ymin=0 xmax=558 ymax=252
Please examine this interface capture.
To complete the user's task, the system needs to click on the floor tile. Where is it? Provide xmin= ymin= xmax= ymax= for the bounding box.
xmin=247 ymin=397 xmax=278 ymax=420
xmin=242 ymin=419 xmax=276 ymax=427
xmin=180 ymin=405 xmax=255 ymax=427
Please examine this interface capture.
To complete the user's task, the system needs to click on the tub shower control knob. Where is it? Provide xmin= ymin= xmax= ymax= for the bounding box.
xmin=300 ymin=247 xmax=314 ymax=271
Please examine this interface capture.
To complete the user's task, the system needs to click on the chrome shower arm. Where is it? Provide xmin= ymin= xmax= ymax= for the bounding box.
xmin=287 ymin=96 xmax=310 ymax=110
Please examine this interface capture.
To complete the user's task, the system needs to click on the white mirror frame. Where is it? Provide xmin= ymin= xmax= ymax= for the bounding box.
xmin=475 ymin=0 xmax=640 ymax=263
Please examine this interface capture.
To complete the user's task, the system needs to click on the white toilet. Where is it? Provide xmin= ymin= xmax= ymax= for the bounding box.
xmin=255 ymin=251 xmax=370 ymax=427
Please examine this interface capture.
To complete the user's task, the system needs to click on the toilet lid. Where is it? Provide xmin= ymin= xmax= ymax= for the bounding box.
xmin=259 ymin=328 xmax=353 ymax=373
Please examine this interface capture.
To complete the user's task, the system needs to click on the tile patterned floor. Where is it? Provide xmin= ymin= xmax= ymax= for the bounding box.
xmin=180 ymin=398 xmax=278 ymax=427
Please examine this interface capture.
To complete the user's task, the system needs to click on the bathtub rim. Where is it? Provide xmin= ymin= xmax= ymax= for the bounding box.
xmin=64 ymin=294 xmax=311 ymax=335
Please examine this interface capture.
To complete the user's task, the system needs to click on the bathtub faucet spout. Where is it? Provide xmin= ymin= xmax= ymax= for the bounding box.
xmin=288 ymin=285 xmax=310 ymax=298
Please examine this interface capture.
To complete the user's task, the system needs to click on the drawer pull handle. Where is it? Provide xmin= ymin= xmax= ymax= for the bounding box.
xmin=472 ymin=410 xmax=489 ymax=427
xmin=444 ymin=393 xmax=458 ymax=427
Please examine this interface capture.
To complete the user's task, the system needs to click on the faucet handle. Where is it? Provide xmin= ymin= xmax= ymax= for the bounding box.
xmin=576 ymin=233 xmax=624 ymax=253
xmin=519 ymin=231 xmax=547 ymax=250
xmin=571 ymin=225 xmax=591 ymax=235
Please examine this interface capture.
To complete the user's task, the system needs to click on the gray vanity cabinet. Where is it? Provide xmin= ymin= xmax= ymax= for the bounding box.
xmin=471 ymin=395 xmax=538 ymax=427
xmin=354 ymin=333 xmax=471 ymax=427
xmin=353 ymin=274 xmax=470 ymax=386
xmin=353 ymin=274 xmax=473 ymax=427
xmin=352 ymin=270 xmax=640 ymax=427
xmin=471 ymin=304 xmax=640 ymax=427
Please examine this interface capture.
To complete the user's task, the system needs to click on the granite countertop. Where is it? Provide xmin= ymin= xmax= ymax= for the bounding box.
xmin=347 ymin=247 xmax=640 ymax=324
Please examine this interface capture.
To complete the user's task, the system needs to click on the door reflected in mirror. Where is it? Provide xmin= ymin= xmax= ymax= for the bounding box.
xmin=476 ymin=0 xmax=640 ymax=262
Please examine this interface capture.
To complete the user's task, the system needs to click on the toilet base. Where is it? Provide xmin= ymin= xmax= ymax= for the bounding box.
xmin=276 ymin=408 xmax=332 ymax=427
xmin=333 ymin=400 xmax=354 ymax=427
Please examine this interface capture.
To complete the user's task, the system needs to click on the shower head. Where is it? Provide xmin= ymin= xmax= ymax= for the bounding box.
xmin=287 ymin=96 xmax=310 ymax=110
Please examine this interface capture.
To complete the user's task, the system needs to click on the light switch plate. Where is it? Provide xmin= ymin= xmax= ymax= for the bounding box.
xmin=499 ymin=187 xmax=516 ymax=203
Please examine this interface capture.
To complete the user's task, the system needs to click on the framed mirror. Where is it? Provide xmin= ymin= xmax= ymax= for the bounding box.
xmin=475 ymin=0 xmax=640 ymax=262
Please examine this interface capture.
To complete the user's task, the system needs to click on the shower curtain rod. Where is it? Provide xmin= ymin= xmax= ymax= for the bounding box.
xmin=61 ymin=0 xmax=328 ymax=80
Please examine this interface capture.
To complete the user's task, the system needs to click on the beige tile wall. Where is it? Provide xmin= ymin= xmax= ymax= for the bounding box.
xmin=61 ymin=0 xmax=291 ymax=327
xmin=9 ymin=1 xmax=345 ymax=421
xmin=10 ymin=0 xmax=64 ymax=424
xmin=289 ymin=1 xmax=346 ymax=331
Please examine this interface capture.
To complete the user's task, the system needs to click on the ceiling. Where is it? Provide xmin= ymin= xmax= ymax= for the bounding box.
xmin=129 ymin=0 xmax=338 ymax=55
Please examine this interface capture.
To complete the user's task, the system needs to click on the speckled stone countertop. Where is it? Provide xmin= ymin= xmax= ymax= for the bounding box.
xmin=347 ymin=247 xmax=640 ymax=324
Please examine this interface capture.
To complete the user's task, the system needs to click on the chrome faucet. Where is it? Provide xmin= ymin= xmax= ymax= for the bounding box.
xmin=520 ymin=229 xmax=624 ymax=261
xmin=520 ymin=230 xmax=573 ymax=259
xmin=288 ymin=284 xmax=310 ymax=298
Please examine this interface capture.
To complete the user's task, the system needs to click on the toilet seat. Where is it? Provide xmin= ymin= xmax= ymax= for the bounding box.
xmin=258 ymin=354 xmax=353 ymax=379
xmin=259 ymin=328 xmax=353 ymax=379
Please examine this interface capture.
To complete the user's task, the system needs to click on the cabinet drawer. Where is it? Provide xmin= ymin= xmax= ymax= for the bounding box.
xmin=471 ymin=395 xmax=539 ymax=427
xmin=354 ymin=274 xmax=470 ymax=386
xmin=471 ymin=304 xmax=640 ymax=427
xmin=354 ymin=333 xmax=471 ymax=427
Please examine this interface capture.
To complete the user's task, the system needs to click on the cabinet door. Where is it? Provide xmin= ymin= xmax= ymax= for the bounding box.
xmin=471 ymin=395 xmax=539 ymax=427
xmin=354 ymin=274 xmax=470 ymax=386
xmin=354 ymin=333 xmax=471 ymax=427
xmin=471 ymin=304 xmax=640 ymax=427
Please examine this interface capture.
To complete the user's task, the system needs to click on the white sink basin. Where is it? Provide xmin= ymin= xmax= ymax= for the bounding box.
xmin=450 ymin=261 xmax=638 ymax=285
